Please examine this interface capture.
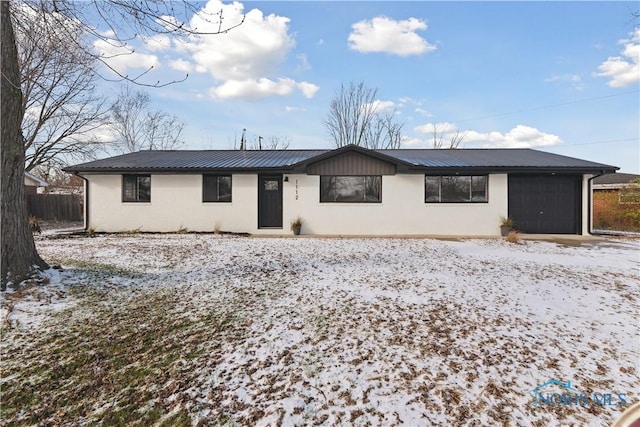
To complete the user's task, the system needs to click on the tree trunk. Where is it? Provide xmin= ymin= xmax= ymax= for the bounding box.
xmin=1 ymin=1 xmax=48 ymax=290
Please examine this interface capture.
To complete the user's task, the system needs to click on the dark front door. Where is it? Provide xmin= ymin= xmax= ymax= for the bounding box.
xmin=508 ymin=174 xmax=581 ymax=234
xmin=258 ymin=175 xmax=283 ymax=228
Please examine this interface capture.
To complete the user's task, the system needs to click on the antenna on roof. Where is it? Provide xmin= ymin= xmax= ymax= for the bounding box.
xmin=240 ymin=128 xmax=246 ymax=151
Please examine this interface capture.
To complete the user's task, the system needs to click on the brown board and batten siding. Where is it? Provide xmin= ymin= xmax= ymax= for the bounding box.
xmin=306 ymin=151 xmax=396 ymax=176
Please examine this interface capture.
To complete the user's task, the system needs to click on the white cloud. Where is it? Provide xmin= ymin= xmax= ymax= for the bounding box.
xmin=285 ymin=106 xmax=306 ymax=112
xmin=398 ymin=96 xmax=423 ymax=106
xmin=464 ymin=125 xmax=562 ymax=148
xmin=175 ymin=0 xmax=318 ymax=100
xmin=209 ymin=78 xmax=318 ymax=100
xmin=544 ymin=74 xmax=584 ymax=91
xmin=144 ymin=34 xmax=171 ymax=51
xmin=297 ymin=81 xmax=320 ymax=98
xmin=363 ymin=100 xmax=396 ymax=113
xmin=413 ymin=123 xmax=561 ymax=148
xmin=295 ymin=54 xmax=311 ymax=73
xmin=414 ymin=108 xmax=432 ymax=117
xmin=93 ymin=32 xmax=159 ymax=75
xmin=169 ymin=59 xmax=193 ymax=73
xmin=348 ymin=16 xmax=436 ymax=56
xmin=187 ymin=1 xmax=293 ymax=80
xmin=594 ymin=28 xmax=640 ymax=87
xmin=401 ymin=136 xmax=424 ymax=147
xmin=415 ymin=122 xmax=457 ymax=135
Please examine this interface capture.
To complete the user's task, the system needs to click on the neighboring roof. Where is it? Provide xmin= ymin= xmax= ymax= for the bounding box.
xmin=24 ymin=172 xmax=48 ymax=187
xmin=593 ymin=172 xmax=640 ymax=185
xmin=64 ymin=145 xmax=618 ymax=174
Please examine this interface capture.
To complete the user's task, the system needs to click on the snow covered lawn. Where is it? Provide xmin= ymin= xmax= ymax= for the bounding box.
xmin=1 ymin=234 xmax=638 ymax=426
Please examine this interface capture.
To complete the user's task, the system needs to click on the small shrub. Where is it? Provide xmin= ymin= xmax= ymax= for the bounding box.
xmin=624 ymin=208 xmax=640 ymax=229
xmin=87 ymin=228 xmax=96 ymax=237
xmin=594 ymin=190 xmax=640 ymax=232
xmin=214 ymin=222 xmax=222 ymax=234
xmin=505 ymin=230 xmax=520 ymax=244
xmin=290 ymin=217 xmax=303 ymax=235
xmin=499 ymin=216 xmax=513 ymax=228
xmin=290 ymin=217 xmax=303 ymax=230
xmin=176 ymin=226 xmax=188 ymax=234
xmin=29 ymin=216 xmax=41 ymax=234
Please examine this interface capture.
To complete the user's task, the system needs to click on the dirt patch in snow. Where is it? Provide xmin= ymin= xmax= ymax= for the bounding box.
xmin=1 ymin=234 xmax=637 ymax=426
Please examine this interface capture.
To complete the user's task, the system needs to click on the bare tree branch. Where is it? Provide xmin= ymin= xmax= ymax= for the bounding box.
xmin=15 ymin=6 xmax=110 ymax=172
xmin=109 ymin=86 xmax=185 ymax=152
xmin=18 ymin=0 xmax=245 ymax=87
xmin=430 ymin=124 xmax=466 ymax=149
xmin=324 ymin=82 xmax=403 ymax=149
xmin=3 ymin=0 xmax=243 ymax=286
xmin=247 ymin=135 xmax=291 ymax=150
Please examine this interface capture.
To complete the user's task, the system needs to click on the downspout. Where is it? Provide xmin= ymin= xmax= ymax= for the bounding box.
xmin=74 ymin=173 xmax=89 ymax=231
xmin=587 ymin=171 xmax=606 ymax=236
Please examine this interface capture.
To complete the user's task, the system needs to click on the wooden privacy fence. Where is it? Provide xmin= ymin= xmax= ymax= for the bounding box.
xmin=27 ymin=194 xmax=83 ymax=221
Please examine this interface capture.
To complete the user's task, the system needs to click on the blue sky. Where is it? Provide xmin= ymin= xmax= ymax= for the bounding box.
xmin=93 ymin=1 xmax=639 ymax=173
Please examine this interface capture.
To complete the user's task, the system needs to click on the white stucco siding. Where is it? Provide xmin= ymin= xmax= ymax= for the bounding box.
xmin=86 ymin=174 xmax=259 ymax=233
xmin=283 ymin=174 xmax=508 ymax=236
xmin=85 ymin=172 xmax=509 ymax=236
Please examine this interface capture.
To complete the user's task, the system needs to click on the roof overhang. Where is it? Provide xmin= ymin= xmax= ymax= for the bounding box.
xmin=404 ymin=166 xmax=619 ymax=175
xmin=68 ymin=167 xmax=298 ymax=175
xmin=24 ymin=171 xmax=49 ymax=187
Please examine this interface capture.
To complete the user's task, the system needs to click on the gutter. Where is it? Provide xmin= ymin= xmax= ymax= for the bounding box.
xmin=587 ymin=171 xmax=607 ymax=236
xmin=74 ymin=173 xmax=89 ymax=231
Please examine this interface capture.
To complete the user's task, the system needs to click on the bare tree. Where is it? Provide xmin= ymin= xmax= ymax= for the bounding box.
xmin=109 ymin=86 xmax=185 ymax=152
xmin=15 ymin=4 xmax=109 ymax=172
xmin=324 ymin=81 xmax=404 ymax=149
xmin=265 ymin=136 xmax=291 ymax=150
xmin=31 ymin=162 xmax=84 ymax=195
xmin=247 ymin=135 xmax=291 ymax=150
xmin=2 ymin=0 xmax=243 ymax=288
xmin=1 ymin=1 xmax=47 ymax=290
xmin=364 ymin=111 xmax=404 ymax=150
xmin=430 ymin=123 xmax=466 ymax=149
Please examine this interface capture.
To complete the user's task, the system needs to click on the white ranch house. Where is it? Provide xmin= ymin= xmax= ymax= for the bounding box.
xmin=64 ymin=145 xmax=617 ymax=236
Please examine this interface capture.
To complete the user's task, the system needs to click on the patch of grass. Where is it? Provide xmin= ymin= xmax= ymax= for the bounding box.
xmin=159 ymin=410 xmax=194 ymax=426
xmin=120 ymin=228 xmax=142 ymax=235
xmin=0 ymin=286 xmax=251 ymax=426
xmin=47 ymin=258 xmax=136 ymax=277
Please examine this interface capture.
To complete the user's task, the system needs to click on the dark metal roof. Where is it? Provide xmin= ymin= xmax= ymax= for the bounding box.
xmin=380 ymin=148 xmax=616 ymax=170
xmin=65 ymin=147 xmax=618 ymax=174
xmin=65 ymin=149 xmax=328 ymax=172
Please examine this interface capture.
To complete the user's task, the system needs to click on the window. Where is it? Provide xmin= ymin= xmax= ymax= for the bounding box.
xmin=425 ymin=175 xmax=487 ymax=203
xmin=263 ymin=179 xmax=278 ymax=191
xmin=203 ymin=175 xmax=232 ymax=202
xmin=122 ymin=175 xmax=150 ymax=202
xmin=320 ymin=176 xmax=381 ymax=203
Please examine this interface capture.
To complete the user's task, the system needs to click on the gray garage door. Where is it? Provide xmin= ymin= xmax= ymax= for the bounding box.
xmin=508 ymin=175 xmax=582 ymax=234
